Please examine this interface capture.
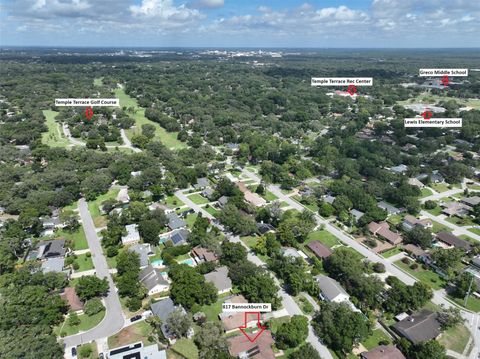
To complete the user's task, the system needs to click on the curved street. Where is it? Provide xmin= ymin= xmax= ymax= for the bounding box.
xmin=62 ymin=199 xmax=124 ymax=349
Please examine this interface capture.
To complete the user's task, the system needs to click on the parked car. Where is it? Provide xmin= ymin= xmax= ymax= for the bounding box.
xmin=130 ymin=314 xmax=142 ymax=322
xmin=71 ymin=347 xmax=77 ymax=357
xmin=99 ymin=353 xmax=104 ymax=359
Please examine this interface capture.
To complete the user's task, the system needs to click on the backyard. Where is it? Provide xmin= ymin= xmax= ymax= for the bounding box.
xmin=361 ymin=328 xmax=391 ymax=350
xmin=108 ymin=321 xmax=155 ymax=348
xmin=56 ymin=227 xmax=88 ymax=250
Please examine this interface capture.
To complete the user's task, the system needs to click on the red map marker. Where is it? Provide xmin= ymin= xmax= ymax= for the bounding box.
xmin=421 ymin=110 xmax=433 ymax=120
xmin=441 ymin=75 xmax=449 ymax=87
xmin=347 ymin=85 xmax=357 ymax=96
xmin=239 ymin=312 xmax=266 ymax=343
xmin=85 ymin=106 xmax=94 ymax=120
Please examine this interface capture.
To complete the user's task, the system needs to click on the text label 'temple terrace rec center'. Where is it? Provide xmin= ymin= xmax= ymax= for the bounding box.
xmin=55 ymin=98 xmax=120 ymax=107
xmin=311 ymin=77 xmax=373 ymax=86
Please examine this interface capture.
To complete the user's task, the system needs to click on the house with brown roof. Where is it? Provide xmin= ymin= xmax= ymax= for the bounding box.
xmin=236 ymin=182 xmax=267 ymax=207
xmin=368 ymin=222 xmax=403 ymax=245
xmin=306 ymin=240 xmax=332 ymax=259
xmin=191 ymin=246 xmax=219 ymax=264
xmin=402 ymin=215 xmax=432 ymax=231
xmin=436 ymin=231 xmax=472 ymax=252
xmin=360 ymin=345 xmax=406 ymax=359
xmin=60 ymin=287 xmax=84 ymax=313
xmin=219 ymin=295 xmax=259 ymax=333
xmin=442 ymin=201 xmax=471 ymax=217
xmin=227 ymin=330 xmax=275 ymax=359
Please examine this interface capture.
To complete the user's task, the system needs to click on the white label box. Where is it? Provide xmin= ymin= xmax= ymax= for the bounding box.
xmin=419 ymin=69 xmax=468 ymax=77
xmin=311 ymin=77 xmax=373 ymax=86
xmin=222 ymin=303 xmax=272 ymax=312
xmin=404 ymin=118 xmax=462 ymax=128
xmin=55 ymin=98 xmax=120 ymax=107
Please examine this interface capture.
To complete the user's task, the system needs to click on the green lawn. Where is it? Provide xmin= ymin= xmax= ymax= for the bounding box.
xmin=56 ymin=310 xmax=105 ymax=336
xmin=163 ymin=195 xmax=184 ymax=208
xmin=93 ymin=77 xmax=103 ymax=86
xmin=397 ymin=93 xmax=480 ymax=110
xmin=187 ymin=193 xmax=210 ymax=205
xmin=87 ymin=188 xmax=120 ymax=227
xmin=431 ymin=182 xmax=450 ymax=193
xmin=459 ymin=234 xmax=477 ymax=244
xmin=185 ymin=213 xmax=198 ymax=228
xmin=468 ymin=227 xmax=480 ymax=236
xmin=263 ymin=191 xmax=278 ymax=201
xmin=305 ymin=230 xmax=341 ymax=248
xmin=431 ymin=220 xmax=450 ymax=233
xmin=115 ymin=88 xmax=186 ymax=150
xmin=420 ymin=188 xmax=433 ymax=197
xmin=240 ymin=236 xmax=269 ymax=262
xmin=56 ymin=227 xmax=88 ymax=250
xmin=381 ymin=246 xmax=403 ymax=258
xmin=446 ymin=216 xmax=476 ymax=227
xmin=42 ymin=110 xmax=70 ymax=147
xmin=74 ymin=253 xmax=94 ymax=272
xmin=395 ymin=260 xmax=446 ymax=290
xmin=425 ymin=206 xmax=443 ymax=216
xmin=438 ymin=323 xmax=471 ymax=354
xmin=204 ymin=206 xmax=219 ymax=217
xmin=387 ymin=214 xmax=403 ymax=225
xmin=198 ymin=297 xmax=225 ymax=322
xmin=467 ymin=184 xmax=480 ymax=191
xmin=361 ymin=329 xmax=391 ymax=350
xmin=448 ymin=295 xmax=480 ymax=313
xmin=170 ymin=338 xmax=199 ymax=359
xmin=108 ymin=321 xmax=154 ymax=348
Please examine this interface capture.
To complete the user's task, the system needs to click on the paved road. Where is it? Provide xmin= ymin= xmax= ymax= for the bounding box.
xmin=421 ymin=210 xmax=480 ymax=242
xmin=241 ymin=169 xmax=480 ymax=359
xmin=62 ymin=199 xmax=124 ymax=349
xmin=120 ymin=129 xmax=142 ymax=153
xmin=175 ymin=189 xmax=334 ymax=359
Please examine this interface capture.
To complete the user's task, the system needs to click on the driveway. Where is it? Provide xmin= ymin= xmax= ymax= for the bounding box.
xmin=62 ymin=199 xmax=124 ymax=349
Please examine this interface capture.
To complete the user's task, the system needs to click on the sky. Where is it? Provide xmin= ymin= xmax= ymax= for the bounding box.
xmin=0 ymin=0 xmax=479 ymax=48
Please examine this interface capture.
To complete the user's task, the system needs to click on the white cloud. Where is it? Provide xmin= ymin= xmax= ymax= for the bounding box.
xmin=190 ymin=0 xmax=224 ymax=9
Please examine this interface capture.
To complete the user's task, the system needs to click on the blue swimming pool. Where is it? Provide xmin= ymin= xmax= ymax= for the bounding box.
xmin=151 ymin=259 xmax=164 ymax=267
xmin=180 ymin=258 xmax=195 ymax=266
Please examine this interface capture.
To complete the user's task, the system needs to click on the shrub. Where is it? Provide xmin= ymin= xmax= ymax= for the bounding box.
xmin=78 ymin=344 xmax=93 ymax=358
xmin=373 ymin=262 xmax=386 ymax=273
xmin=106 ymin=246 xmax=118 ymax=257
xmin=401 ymin=257 xmax=410 ymax=265
xmin=410 ymin=263 xmax=418 ymax=270
xmin=67 ymin=312 xmax=80 ymax=326
xmin=86 ymin=252 xmax=92 ymax=258
xmin=84 ymin=298 xmax=104 ymax=316
xmin=72 ymin=262 xmax=80 ymax=270
xmin=126 ymin=297 xmax=142 ymax=312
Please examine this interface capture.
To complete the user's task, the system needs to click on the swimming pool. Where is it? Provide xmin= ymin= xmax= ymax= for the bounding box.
xmin=151 ymin=259 xmax=164 ymax=268
xmin=180 ymin=258 xmax=195 ymax=266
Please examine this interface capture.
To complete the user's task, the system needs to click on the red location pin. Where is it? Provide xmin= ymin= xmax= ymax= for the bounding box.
xmin=85 ymin=107 xmax=94 ymax=120
xmin=441 ymin=75 xmax=449 ymax=87
xmin=347 ymin=85 xmax=357 ymax=96
xmin=421 ymin=110 xmax=433 ymax=120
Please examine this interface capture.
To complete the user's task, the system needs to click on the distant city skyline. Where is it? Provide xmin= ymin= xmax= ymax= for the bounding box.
xmin=0 ymin=0 xmax=479 ymax=48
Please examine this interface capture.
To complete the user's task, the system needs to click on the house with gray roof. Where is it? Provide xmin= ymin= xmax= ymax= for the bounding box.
xmin=350 ymin=209 xmax=365 ymax=223
xmin=41 ymin=257 xmax=67 ymax=274
xmin=315 ymin=275 xmax=349 ymax=303
xmin=378 ymin=201 xmax=404 ymax=216
xmin=37 ymin=239 xmax=67 ymax=259
xmin=194 ymin=177 xmax=209 ymax=190
xmin=204 ymin=266 xmax=232 ymax=294
xmin=122 ymin=223 xmax=140 ymax=245
xmin=166 ymin=212 xmax=186 ymax=230
xmin=217 ymin=196 xmax=229 ymax=208
xmin=108 ymin=342 xmax=166 ymax=359
xmin=129 ymin=243 xmax=152 ymax=268
xmin=139 ymin=265 xmax=170 ymax=296
xmin=390 ymin=164 xmax=408 ymax=174
xmin=392 ymin=309 xmax=441 ymax=344
xmin=150 ymin=298 xmax=190 ymax=343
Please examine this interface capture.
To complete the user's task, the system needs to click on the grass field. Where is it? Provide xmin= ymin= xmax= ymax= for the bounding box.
xmin=74 ymin=253 xmax=94 ymax=271
xmin=381 ymin=246 xmax=403 ymax=258
xmin=431 ymin=182 xmax=450 ymax=193
xmin=305 ymin=230 xmax=341 ymax=248
xmin=88 ymin=188 xmax=120 ymax=227
xmin=42 ymin=110 xmax=70 ymax=147
xmin=438 ymin=323 xmax=471 ymax=354
xmin=108 ymin=321 xmax=154 ymax=348
xmin=185 ymin=213 xmax=198 ymax=228
xmin=56 ymin=310 xmax=105 ymax=336
xmin=425 ymin=205 xmax=443 ymax=216
xmin=56 ymin=227 xmax=88 ymax=250
xmin=170 ymin=338 xmax=199 ymax=359
xmin=431 ymin=220 xmax=450 ymax=233
xmin=115 ymin=88 xmax=186 ymax=150
xmin=361 ymin=329 xmax=391 ymax=350
xmin=397 ymin=93 xmax=480 ymax=110
xmin=93 ymin=77 xmax=103 ymax=86
xmin=263 ymin=191 xmax=278 ymax=201
xmin=204 ymin=205 xmax=219 ymax=217
xmin=163 ymin=195 xmax=184 ymax=208
xmin=187 ymin=193 xmax=209 ymax=205
xmin=395 ymin=260 xmax=446 ymax=290
xmin=446 ymin=216 xmax=476 ymax=227
xmin=420 ymin=188 xmax=433 ymax=197
xmin=468 ymin=227 xmax=480 ymax=236
xmin=448 ymin=295 xmax=480 ymax=313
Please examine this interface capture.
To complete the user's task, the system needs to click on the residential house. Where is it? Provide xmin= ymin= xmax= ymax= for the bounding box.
xmin=122 ymin=224 xmax=140 ymax=245
xmin=139 ymin=265 xmax=170 ymax=296
xmin=217 ymin=196 xmax=229 ymax=208
xmin=368 ymin=222 xmax=403 ymax=245
xmin=227 ymin=330 xmax=275 ymax=359
xmin=403 ymin=244 xmax=428 ymax=262
xmin=41 ymin=216 xmax=65 ymax=234
xmin=281 ymin=247 xmax=303 ymax=259
xmin=191 ymin=246 xmax=218 ymax=264
xmin=36 ymin=239 xmax=67 ymax=259
xmin=390 ymin=164 xmax=408 ymax=174
xmin=219 ymin=295 xmax=257 ymax=332
xmin=60 ymin=287 xmax=84 ymax=314
xmin=350 ymin=209 xmax=365 ymax=223
xmin=402 ymin=215 xmax=432 ymax=231
xmin=117 ymin=188 xmax=130 ymax=204
xmin=306 ymin=240 xmax=332 ymax=259
xmin=392 ymin=309 xmax=441 ymax=344
xmin=226 ymin=143 xmax=239 ymax=151
xmin=236 ymin=182 xmax=267 ymax=207
xmin=430 ymin=171 xmax=445 ymax=183
xmin=360 ymin=345 xmax=406 ymax=359
xmin=161 ymin=229 xmax=190 ymax=246
xmin=256 ymin=222 xmax=275 ymax=235
xmin=442 ymin=201 xmax=471 ymax=217
xmin=461 ymin=196 xmax=480 ymax=208
xmin=315 ymin=275 xmax=350 ymax=303
xmin=108 ymin=342 xmax=166 ymax=359
xmin=378 ymin=201 xmax=404 ymax=216
xmin=129 ymin=243 xmax=153 ymax=268
xmin=194 ymin=177 xmax=209 ymax=190
xmin=435 ymin=231 xmax=472 ymax=252
xmin=323 ymin=194 xmax=336 ymax=204
xmin=41 ymin=257 xmax=68 ymax=275
xmin=148 ymin=202 xmax=174 ymax=214
xmin=202 ymin=187 xmax=215 ymax=199
xmin=150 ymin=298 xmax=191 ymax=344
xmin=408 ymin=178 xmax=425 ymax=189
xmin=166 ymin=212 xmax=186 ymax=231
xmin=204 ymin=266 xmax=232 ymax=294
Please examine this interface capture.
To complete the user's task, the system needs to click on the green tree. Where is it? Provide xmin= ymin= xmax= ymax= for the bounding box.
xmin=75 ymin=276 xmax=109 ymax=301
xmin=275 ymin=315 xmax=309 ymax=349
xmin=166 ymin=308 xmax=193 ymax=338
xmin=138 ymin=218 xmax=163 ymax=245
xmin=67 ymin=312 xmax=81 ymax=326
xmin=194 ymin=321 xmax=230 ymax=359
xmin=453 ymin=272 xmax=477 ymax=298
xmin=288 ymin=343 xmax=321 ymax=359
xmin=84 ymin=298 xmax=105 ymax=316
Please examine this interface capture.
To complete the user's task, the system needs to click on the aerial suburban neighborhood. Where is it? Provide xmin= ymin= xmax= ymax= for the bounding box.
xmin=1 ymin=1 xmax=480 ymax=359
